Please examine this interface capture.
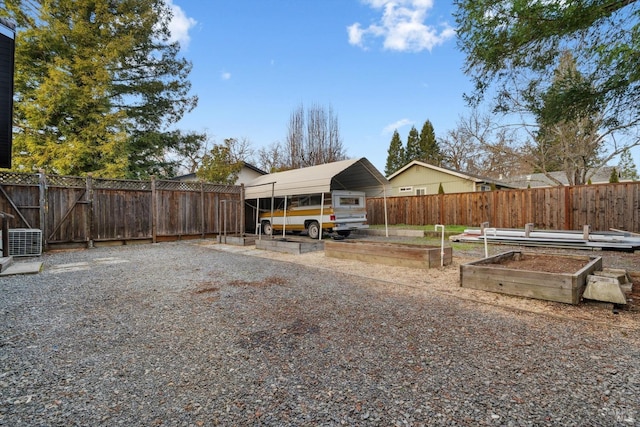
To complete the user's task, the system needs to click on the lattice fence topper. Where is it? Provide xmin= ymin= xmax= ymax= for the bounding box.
xmin=0 ymin=171 xmax=243 ymax=194
xmin=0 ymin=171 xmax=40 ymax=185
xmin=92 ymin=177 xmax=152 ymax=191
xmin=155 ymin=179 xmax=241 ymax=194
xmin=45 ymin=175 xmax=87 ymax=188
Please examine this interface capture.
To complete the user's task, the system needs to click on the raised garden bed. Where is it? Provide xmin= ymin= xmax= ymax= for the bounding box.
xmin=324 ymin=240 xmax=452 ymax=269
xmin=256 ymin=238 xmax=324 ymax=255
xmin=460 ymin=251 xmax=602 ymax=304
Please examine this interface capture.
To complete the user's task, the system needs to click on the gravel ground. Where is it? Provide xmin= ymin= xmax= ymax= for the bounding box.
xmin=1 ymin=240 xmax=639 ymax=426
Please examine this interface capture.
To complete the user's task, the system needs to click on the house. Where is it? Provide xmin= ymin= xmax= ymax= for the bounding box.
xmin=172 ymin=162 xmax=267 ymax=186
xmin=386 ymin=160 xmax=511 ymax=196
xmin=500 ymin=166 xmax=622 ymax=188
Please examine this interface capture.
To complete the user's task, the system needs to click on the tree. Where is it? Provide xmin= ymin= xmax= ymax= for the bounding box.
xmin=418 ymin=120 xmax=441 ymax=166
xmin=256 ymin=141 xmax=287 ymax=173
xmin=440 ymin=109 xmax=528 ymax=179
xmin=530 ymin=52 xmax=605 ymax=185
xmin=404 ymin=126 xmax=421 ymax=163
xmin=454 ymin=0 xmax=640 ymax=118
xmin=384 ymin=130 xmax=405 ymax=176
xmin=609 ymin=167 xmax=620 ymax=183
xmin=437 ymin=183 xmax=444 ymax=194
xmin=6 ymin=0 xmax=197 ymax=177
xmin=284 ymin=103 xmax=346 ymax=169
xmin=454 ymin=0 xmax=640 ymax=171
xmin=196 ymin=138 xmax=251 ymax=184
xmin=618 ymin=150 xmax=639 ymax=181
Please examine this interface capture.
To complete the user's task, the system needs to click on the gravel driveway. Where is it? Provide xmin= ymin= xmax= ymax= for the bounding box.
xmin=1 ymin=240 xmax=639 ymax=426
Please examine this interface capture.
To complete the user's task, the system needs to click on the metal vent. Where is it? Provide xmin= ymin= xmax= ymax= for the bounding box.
xmin=1 ymin=229 xmax=42 ymax=256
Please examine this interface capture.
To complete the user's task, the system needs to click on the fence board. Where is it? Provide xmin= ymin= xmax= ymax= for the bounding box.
xmin=367 ymin=182 xmax=640 ymax=233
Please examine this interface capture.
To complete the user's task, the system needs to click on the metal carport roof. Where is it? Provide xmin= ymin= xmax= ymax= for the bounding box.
xmin=244 ymin=158 xmax=390 ymax=199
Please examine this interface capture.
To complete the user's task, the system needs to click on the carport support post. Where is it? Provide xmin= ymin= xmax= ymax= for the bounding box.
xmin=240 ymin=184 xmax=245 ymax=236
xmin=269 ymin=182 xmax=275 ymax=240
xmin=319 ymin=192 xmax=324 ymax=241
xmin=282 ymin=195 xmax=287 ymax=237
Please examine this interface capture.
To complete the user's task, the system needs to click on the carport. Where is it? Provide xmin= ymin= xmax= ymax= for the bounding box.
xmin=244 ymin=157 xmax=390 ymax=239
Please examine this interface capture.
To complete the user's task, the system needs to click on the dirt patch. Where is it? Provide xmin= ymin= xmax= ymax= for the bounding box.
xmin=486 ymin=253 xmax=590 ymax=274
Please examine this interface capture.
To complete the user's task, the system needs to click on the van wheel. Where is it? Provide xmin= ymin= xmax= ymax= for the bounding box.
xmin=262 ymin=221 xmax=272 ymax=235
xmin=307 ymin=221 xmax=321 ymax=239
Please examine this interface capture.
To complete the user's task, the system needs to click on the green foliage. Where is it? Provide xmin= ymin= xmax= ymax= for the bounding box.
xmin=618 ymin=150 xmax=639 ymax=181
xmin=404 ymin=126 xmax=421 ymax=163
xmin=531 ymin=52 xmax=605 ymax=184
xmin=384 ymin=130 xmax=405 ymax=176
xmin=587 ymin=178 xmax=592 ymax=185
xmin=418 ymin=120 xmax=441 ymax=166
xmin=438 ymin=182 xmax=444 ymax=194
xmin=609 ymin=167 xmax=620 ymax=183
xmin=454 ymin=0 xmax=640 ymax=169
xmin=7 ymin=0 xmax=197 ymax=177
xmin=196 ymin=138 xmax=243 ymax=184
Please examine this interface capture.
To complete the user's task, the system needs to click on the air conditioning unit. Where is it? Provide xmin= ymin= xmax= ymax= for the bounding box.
xmin=0 ymin=229 xmax=43 ymax=257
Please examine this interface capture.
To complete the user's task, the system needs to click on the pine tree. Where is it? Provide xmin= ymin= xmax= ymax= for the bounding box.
xmin=404 ymin=126 xmax=421 ymax=163
xmin=9 ymin=0 xmax=197 ymax=177
xmin=384 ymin=130 xmax=405 ymax=176
xmin=438 ymin=183 xmax=445 ymax=194
xmin=418 ymin=120 xmax=441 ymax=166
xmin=609 ymin=167 xmax=620 ymax=183
xmin=618 ymin=150 xmax=639 ymax=181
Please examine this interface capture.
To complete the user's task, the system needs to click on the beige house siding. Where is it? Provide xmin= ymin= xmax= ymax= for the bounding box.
xmin=236 ymin=167 xmax=264 ymax=186
xmin=389 ymin=164 xmax=477 ymax=196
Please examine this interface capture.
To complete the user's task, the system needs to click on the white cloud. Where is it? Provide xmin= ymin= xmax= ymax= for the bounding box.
xmin=382 ymin=118 xmax=413 ymax=134
xmin=221 ymin=71 xmax=231 ymax=80
xmin=165 ymin=0 xmax=197 ymax=50
xmin=348 ymin=0 xmax=455 ymax=52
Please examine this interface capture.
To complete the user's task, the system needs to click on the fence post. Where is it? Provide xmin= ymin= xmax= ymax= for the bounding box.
xmin=151 ymin=176 xmax=157 ymax=243
xmin=86 ymin=173 xmax=94 ymax=248
xmin=200 ymin=182 xmax=205 ymax=238
xmin=38 ymin=170 xmax=47 ymax=252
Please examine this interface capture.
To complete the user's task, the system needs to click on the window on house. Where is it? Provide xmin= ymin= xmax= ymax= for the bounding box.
xmin=399 ymin=186 xmax=413 ymax=193
xmin=416 ymin=188 xmax=426 ymax=196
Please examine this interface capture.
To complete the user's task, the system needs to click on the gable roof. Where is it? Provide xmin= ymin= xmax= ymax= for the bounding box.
xmin=245 ymin=158 xmax=389 ymax=199
xmin=500 ymin=166 xmax=619 ymax=188
xmin=387 ymin=160 xmax=507 ymax=186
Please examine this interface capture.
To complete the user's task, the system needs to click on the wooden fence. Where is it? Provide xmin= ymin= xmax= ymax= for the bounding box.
xmin=0 ymin=171 xmax=243 ymax=249
xmin=367 ymin=182 xmax=640 ymax=233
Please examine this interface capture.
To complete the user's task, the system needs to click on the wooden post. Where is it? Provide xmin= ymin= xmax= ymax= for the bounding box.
xmin=1 ymin=214 xmax=9 ymax=257
xmin=38 ymin=170 xmax=47 ymax=251
xmin=240 ymin=184 xmax=245 ymax=236
xmin=200 ymin=182 xmax=205 ymax=238
xmin=86 ymin=173 xmax=94 ymax=248
xmin=151 ymin=176 xmax=157 ymax=243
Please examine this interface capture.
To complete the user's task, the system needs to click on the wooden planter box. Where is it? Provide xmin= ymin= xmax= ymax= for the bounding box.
xmin=324 ymin=240 xmax=452 ymax=269
xmin=460 ymin=251 xmax=602 ymax=304
xmin=256 ymin=238 xmax=324 ymax=254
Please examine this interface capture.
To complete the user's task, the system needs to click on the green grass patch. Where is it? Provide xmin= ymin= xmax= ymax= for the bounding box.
xmin=369 ymin=224 xmax=469 ymax=233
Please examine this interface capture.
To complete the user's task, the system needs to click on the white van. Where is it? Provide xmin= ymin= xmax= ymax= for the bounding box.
xmin=259 ymin=190 xmax=368 ymax=239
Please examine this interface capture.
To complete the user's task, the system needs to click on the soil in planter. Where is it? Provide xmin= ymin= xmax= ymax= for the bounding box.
xmin=487 ymin=254 xmax=589 ymax=274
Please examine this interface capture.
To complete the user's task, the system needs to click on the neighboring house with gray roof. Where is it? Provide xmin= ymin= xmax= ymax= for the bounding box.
xmin=499 ymin=166 xmax=622 ymax=188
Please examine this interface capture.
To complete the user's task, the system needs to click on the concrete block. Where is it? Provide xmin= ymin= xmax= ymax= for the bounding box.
xmin=583 ymin=275 xmax=627 ymax=304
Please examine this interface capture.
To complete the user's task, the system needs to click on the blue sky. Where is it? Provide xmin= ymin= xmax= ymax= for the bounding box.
xmin=166 ymin=0 xmax=639 ymax=174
